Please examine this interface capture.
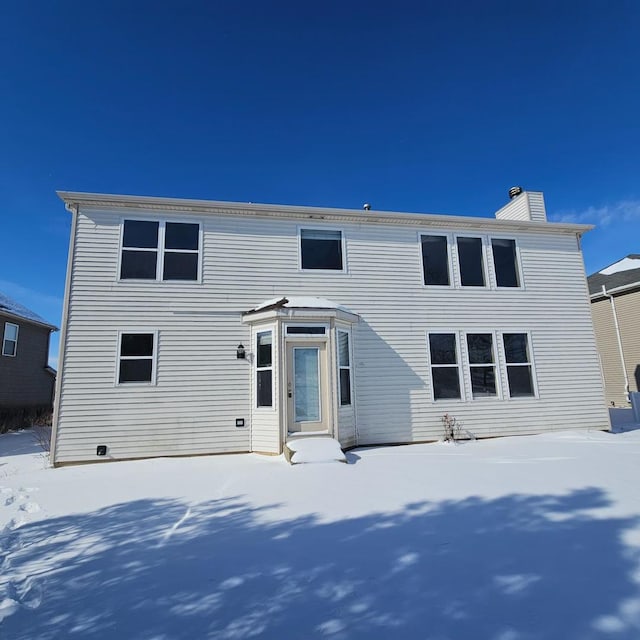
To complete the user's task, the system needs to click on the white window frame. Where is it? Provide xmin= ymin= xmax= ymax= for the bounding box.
xmin=501 ymin=331 xmax=538 ymax=399
xmin=297 ymin=226 xmax=347 ymax=274
xmin=2 ymin=322 xmax=19 ymax=357
xmin=337 ymin=328 xmax=354 ymax=407
xmin=464 ymin=331 xmax=502 ymax=400
xmin=418 ymin=232 xmax=454 ymax=288
xmin=115 ymin=330 xmax=158 ymax=386
xmin=117 ymin=217 xmax=203 ymax=283
xmin=255 ymin=327 xmax=275 ymax=411
xmin=454 ymin=234 xmax=489 ymax=288
xmin=426 ymin=331 xmax=465 ymax=402
xmin=489 ymin=237 xmax=524 ymax=290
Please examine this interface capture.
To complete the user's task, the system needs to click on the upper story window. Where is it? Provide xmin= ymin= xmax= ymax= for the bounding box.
xmin=492 ymin=239 xmax=521 ymax=287
xmin=120 ymin=220 xmax=200 ymax=281
xmin=2 ymin=322 xmax=19 ymax=357
xmin=118 ymin=332 xmax=156 ymax=384
xmin=300 ymin=229 xmax=343 ymax=271
xmin=421 ymin=235 xmax=450 ymax=285
xmin=457 ymin=237 xmax=485 ymax=287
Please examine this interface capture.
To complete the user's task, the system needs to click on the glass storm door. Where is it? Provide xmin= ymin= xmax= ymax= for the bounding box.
xmin=286 ymin=341 xmax=329 ymax=433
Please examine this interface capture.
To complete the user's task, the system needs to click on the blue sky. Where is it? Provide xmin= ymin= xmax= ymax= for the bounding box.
xmin=1 ymin=1 xmax=639 ymax=366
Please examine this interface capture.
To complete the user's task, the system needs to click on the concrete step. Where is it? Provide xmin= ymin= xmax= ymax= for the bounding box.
xmin=284 ymin=437 xmax=347 ymax=465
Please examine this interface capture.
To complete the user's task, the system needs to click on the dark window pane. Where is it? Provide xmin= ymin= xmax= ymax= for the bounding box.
xmin=300 ymin=229 xmax=343 ymax=270
xmin=340 ymin=369 xmax=351 ymax=405
xmin=457 ymin=237 xmax=485 ymax=286
xmin=432 ymin=367 xmax=461 ymax=399
xmin=257 ymin=332 xmax=272 ymax=367
xmin=165 ymin=223 xmax=199 ymax=250
xmin=492 ymin=239 xmax=520 ymax=287
xmin=287 ymin=326 xmax=326 ymax=335
xmin=429 ymin=334 xmax=457 ymax=364
xmin=471 ymin=367 xmax=497 ymax=397
xmin=467 ymin=334 xmax=493 ymax=364
xmin=507 ymin=365 xmax=534 ymax=397
xmin=257 ymin=370 xmax=273 ymax=407
xmin=119 ymin=359 xmax=153 ymax=383
xmin=123 ymin=220 xmax=159 ymax=248
xmin=504 ymin=334 xmax=529 ymax=363
xmin=163 ymin=252 xmax=198 ymax=280
xmin=3 ymin=340 xmax=17 ymax=356
xmin=421 ymin=235 xmax=449 ymax=285
xmin=121 ymin=333 xmax=154 ymax=357
xmin=121 ymin=250 xmax=157 ymax=279
xmin=338 ymin=331 xmax=350 ymax=367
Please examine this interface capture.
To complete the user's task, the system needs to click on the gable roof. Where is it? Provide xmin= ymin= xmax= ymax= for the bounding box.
xmin=57 ymin=191 xmax=593 ymax=236
xmin=588 ymin=255 xmax=640 ymax=297
xmin=0 ymin=292 xmax=58 ymax=330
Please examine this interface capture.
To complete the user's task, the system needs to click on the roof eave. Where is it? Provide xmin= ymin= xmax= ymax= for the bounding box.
xmin=0 ymin=309 xmax=58 ymax=331
xmin=56 ymin=191 xmax=593 ymax=235
xmin=590 ymin=281 xmax=640 ymax=300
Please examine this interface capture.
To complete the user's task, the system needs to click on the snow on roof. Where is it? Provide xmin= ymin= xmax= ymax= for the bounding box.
xmin=0 ymin=292 xmax=57 ymax=329
xmin=588 ymin=254 xmax=640 ymax=296
xmin=250 ymin=296 xmax=354 ymax=313
xmin=599 ymin=255 xmax=640 ymax=275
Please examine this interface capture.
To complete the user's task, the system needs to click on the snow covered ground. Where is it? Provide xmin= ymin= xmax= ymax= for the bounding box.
xmin=2 ymin=421 xmax=640 ymax=639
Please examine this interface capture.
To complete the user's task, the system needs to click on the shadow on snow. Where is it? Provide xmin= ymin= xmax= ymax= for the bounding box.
xmin=2 ymin=488 xmax=639 ymax=639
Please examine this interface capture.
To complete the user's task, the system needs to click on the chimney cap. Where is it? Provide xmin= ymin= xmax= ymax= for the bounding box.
xmin=509 ymin=186 xmax=524 ymax=199
xmin=363 ymin=203 xmax=371 ymax=210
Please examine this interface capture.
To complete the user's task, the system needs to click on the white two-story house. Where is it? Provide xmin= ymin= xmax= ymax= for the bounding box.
xmin=50 ymin=188 xmax=609 ymax=465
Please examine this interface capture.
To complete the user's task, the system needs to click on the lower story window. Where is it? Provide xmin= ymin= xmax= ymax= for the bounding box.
xmin=256 ymin=330 xmax=273 ymax=407
xmin=118 ymin=333 xmax=155 ymax=383
xmin=467 ymin=333 xmax=497 ymax=398
xmin=428 ymin=333 xmax=461 ymax=400
xmin=338 ymin=330 xmax=352 ymax=406
xmin=503 ymin=333 xmax=535 ymax=397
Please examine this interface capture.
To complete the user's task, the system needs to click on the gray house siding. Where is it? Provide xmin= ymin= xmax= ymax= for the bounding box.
xmin=0 ymin=313 xmax=55 ymax=409
xmin=52 ymin=196 xmax=609 ymax=465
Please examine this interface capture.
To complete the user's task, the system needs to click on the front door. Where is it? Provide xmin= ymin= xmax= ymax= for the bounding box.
xmin=286 ymin=341 xmax=330 ymax=433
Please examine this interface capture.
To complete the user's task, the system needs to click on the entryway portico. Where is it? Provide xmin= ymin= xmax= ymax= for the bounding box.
xmin=242 ymin=297 xmax=360 ymax=454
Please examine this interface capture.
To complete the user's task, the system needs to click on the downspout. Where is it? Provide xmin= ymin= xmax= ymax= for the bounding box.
xmin=602 ymin=284 xmax=630 ymax=402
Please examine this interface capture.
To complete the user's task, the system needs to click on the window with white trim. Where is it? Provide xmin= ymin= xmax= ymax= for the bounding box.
xmin=256 ymin=331 xmax=273 ymax=407
xmin=300 ymin=229 xmax=343 ymax=271
xmin=120 ymin=220 xmax=200 ymax=281
xmin=2 ymin=323 xmax=18 ymax=357
xmin=118 ymin=333 xmax=155 ymax=383
xmin=457 ymin=237 xmax=485 ymax=287
xmin=421 ymin=235 xmax=450 ymax=285
xmin=492 ymin=238 xmax=521 ymax=287
xmin=428 ymin=333 xmax=461 ymax=399
xmin=467 ymin=333 xmax=497 ymax=398
xmin=503 ymin=333 xmax=535 ymax=397
xmin=337 ymin=330 xmax=352 ymax=406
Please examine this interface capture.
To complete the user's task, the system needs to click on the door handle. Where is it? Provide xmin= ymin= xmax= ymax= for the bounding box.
xmin=287 ymin=381 xmax=292 ymax=398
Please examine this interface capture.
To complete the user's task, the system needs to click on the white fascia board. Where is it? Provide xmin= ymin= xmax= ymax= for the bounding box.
xmin=590 ymin=281 xmax=640 ymax=301
xmin=56 ymin=191 xmax=593 ymax=236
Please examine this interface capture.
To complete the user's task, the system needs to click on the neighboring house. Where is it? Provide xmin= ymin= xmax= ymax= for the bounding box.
xmin=588 ymin=255 xmax=640 ymax=407
xmin=0 ymin=293 xmax=57 ymax=413
xmin=51 ymin=188 xmax=609 ymax=465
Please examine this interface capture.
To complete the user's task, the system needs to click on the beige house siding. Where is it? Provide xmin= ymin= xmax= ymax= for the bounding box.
xmin=591 ymin=290 xmax=640 ymax=406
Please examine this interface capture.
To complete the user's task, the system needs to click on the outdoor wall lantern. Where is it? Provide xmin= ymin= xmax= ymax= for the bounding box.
xmin=236 ymin=343 xmax=246 ymax=359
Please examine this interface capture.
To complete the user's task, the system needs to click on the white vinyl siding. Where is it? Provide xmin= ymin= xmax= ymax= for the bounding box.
xmin=54 ymin=204 xmax=609 ymax=463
